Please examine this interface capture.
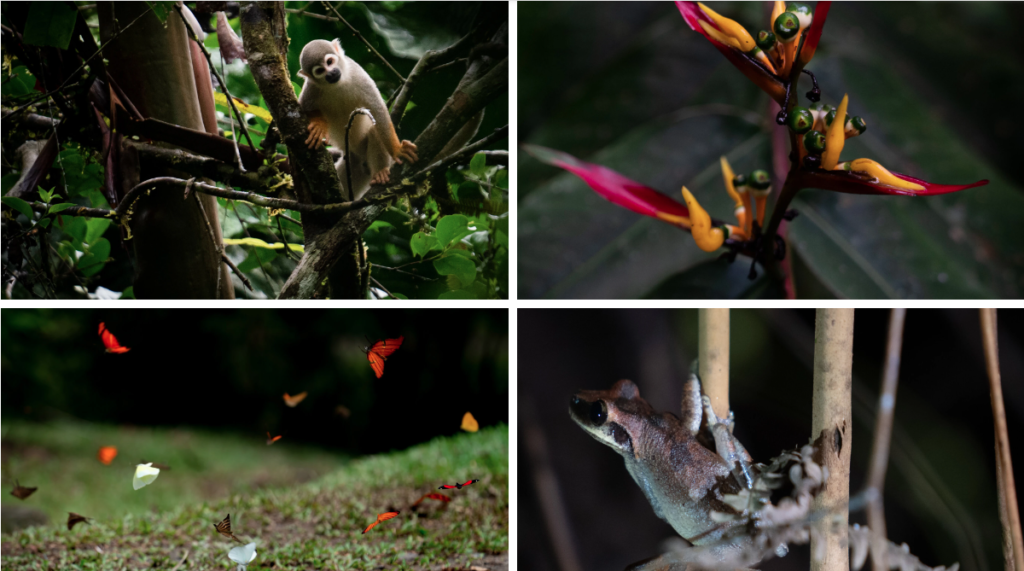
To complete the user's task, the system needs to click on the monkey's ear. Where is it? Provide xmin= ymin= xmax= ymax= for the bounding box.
xmin=332 ymin=39 xmax=344 ymax=56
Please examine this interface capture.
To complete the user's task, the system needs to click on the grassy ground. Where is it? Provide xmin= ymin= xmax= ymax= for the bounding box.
xmin=0 ymin=421 xmax=508 ymax=570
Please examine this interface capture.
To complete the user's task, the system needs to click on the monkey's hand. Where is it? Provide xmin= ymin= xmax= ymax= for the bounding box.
xmin=305 ymin=116 xmax=330 ymax=149
xmin=371 ymin=168 xmax=391 ymax=185
xmin=394 ymin=140 xmax=418 ymax=164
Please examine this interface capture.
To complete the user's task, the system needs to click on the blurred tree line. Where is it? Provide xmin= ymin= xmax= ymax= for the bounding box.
xmin=1 ymin=309 xmax=508 ymax=454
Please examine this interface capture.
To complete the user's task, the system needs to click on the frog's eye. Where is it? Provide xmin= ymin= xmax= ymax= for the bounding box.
xmin=589 ymin=401 xmax=607 ymax=425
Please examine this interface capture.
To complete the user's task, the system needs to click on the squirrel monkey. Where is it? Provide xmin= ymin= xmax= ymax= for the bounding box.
xmin=297 ymin=39 xmax=418 ymax=199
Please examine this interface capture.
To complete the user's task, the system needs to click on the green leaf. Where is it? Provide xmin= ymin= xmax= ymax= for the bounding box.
xmin=435 ymin=214 xmax=473 ymax=247
xmin=495 ymin=169 xmax=508 ymax=190
xmin=120 ymin=287 xmax=136 ymax=300
xmin=470 ymin=153 xmax=487 ymax=177
xmin=37 ymin=188 xmax=54 ymax=203
xmin=4 ymin=67 xmax=36 ymax=97
xmin=78 ymin=238 xmax=111 ymax=277
xmin=410 ymin=232 xmax=439 ymax=258
xmin=387 ymin=292 xmax=409 ymax=300
xmin=2 ymin=197 xmax=35 ymax=220
xmin=238 ymin=250 xmax=276 ymax=273
xmin=39 ymin=218 xmax=51 ymax=229
xmin=433 ymin=253 xmax=476 ymax=287
xmin=62 ymin=216 xmax=88 ymax=246
xmin=439 ymin=289 xmax=476 ymax=300
xmin=22 ymin=1 xmax=77 ymax=49
xmin=455 ymin=182 xmax=484 ymax=202
xmin=85 ymin=218 xmax=112 ymax=244
xmin=47 ymin=203 xmax=77 ymax=216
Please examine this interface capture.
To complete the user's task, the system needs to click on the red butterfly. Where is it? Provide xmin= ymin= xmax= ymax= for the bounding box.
xmin=438 ymin=479 xmax=479 ymax=490
xmin=98 ymin=322 xmax=130 ymax=353
xmin=411 ymin=493 xmax=451 ymax=508
xmin=364 ymin=336 xmax=404 ymax=378
xmin=361 ymin=511 xmax=399 ymax=534
xmin=266 ymin=433 xmax=283 ymax=445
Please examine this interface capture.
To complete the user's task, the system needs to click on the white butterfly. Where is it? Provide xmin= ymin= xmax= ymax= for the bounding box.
xmin=228 ymin=542 xmax=258 ymax=571
xmin=133 ymin=463 xmax=160 ymax=490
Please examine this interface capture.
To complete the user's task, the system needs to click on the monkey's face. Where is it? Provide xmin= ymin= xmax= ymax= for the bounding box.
xmin=299 ymin=39 xmax=345 ymax=85
xmin=314 ymin=53 xmax=342 ymax=84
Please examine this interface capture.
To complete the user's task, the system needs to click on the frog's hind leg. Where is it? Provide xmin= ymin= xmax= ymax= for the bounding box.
xmin=701 ymin=395 xmax=755 ymax=491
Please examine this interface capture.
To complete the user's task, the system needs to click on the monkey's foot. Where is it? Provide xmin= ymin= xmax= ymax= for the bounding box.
xmin=371 ymin=168 xmax=391 ymax=185
xmin=395 ymin=140 xmax=418 ymax=164
xmin=305 ymin=117 xmax=330 ymax=149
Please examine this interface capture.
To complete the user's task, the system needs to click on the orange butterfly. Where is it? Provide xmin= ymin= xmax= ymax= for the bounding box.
xmin=411 ymin=493 xmax=451 ymax=508
xmin=266 ymin=433 xmax=282 ymax=445
xmin=67 ymin=512 xmax=91 ymax=530
xmin=97 ymin=446 xmax=118 ymax=465
xmin=214 ymin=514 xmax=243 ymax=543
xmin=98 ymin=322 xmax=130 ymax=353
xmin=10 ymin=480 xmax=37 ymax=500
xmin=361 ymin=511 xmax=399 ymax=534
xmin=283 ymin=392 xmax=307 ymax=407
xmin=461 ymin=412 xmax=479 ymax=432
xmin=364 ymin=336 xmax=404 ymax=378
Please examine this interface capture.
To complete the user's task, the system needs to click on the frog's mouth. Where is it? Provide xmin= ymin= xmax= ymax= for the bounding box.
xmin=569 ymin=395 xmax=634 ymax=454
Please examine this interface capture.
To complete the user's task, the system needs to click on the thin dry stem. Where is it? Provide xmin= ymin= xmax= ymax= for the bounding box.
xmin=811 ymin=308 xmax=855 ymax=571
xmin=866 ymin=308 xmax=906 ymax=571
xmin=979 ymin=309 xmax=1024 ymax=571
xmin=697 ymin=308 xmax=730 ymax=419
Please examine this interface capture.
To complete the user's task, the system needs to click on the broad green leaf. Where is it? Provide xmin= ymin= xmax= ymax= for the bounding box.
xmin=120 ymin=286 xmax=136 ymax=299
xmin=4 ymin=67 xmax=36 ymax=97
xmin=436 ymin=214 xmax=473 ymax=247
xmin=495 ymin=169 xmax=508 ymax=190
xmin=455 ymin=182 xmax=484 ymax=203
xmin=47 ymin=203 xmax=77 ymax=215
xmin=62 ymin=216 xmax=88 ymax=246
xmin=410 ymin=232 xmax=439 ymax=258
xmin=22 ymin=2 xmax=77 ymax=49
xmin=433 ymin=253 xmax=476 ymax=286
xmin=2 ymin=197 xmax=35 ymax=220
xmin=39 ymin=218 xmax=51 ymax=229
xmin=78 ymin=238 xmax=111 ymax=277
xmin=238 ymin=250 xmax=277 ymax=273
xmin=470 ymin=153 xmax=487 ymax=177
xmin=439 ymin=289 xmax=475 ymax=300
xmin=86 ymin=218 xmax=112 ymax=244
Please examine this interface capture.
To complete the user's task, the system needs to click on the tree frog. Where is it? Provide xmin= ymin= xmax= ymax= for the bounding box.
xmin=569 ymin=373 xmax=756 ymax=559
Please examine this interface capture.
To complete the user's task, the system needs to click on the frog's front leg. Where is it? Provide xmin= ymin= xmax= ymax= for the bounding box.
xmin=701 ymin=394 xmax=755 ymax=491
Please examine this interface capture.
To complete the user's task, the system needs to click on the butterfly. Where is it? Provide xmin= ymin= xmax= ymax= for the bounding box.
xmin=411 ymin=493 xmax=451 ymax=508
xmin=461 ymin=412 xmax=479 ymax=432
xmin=133 ymin=462 xmax=161 ymax=490
xmin=97 ymin=446 xmax=118 ymax=465
xmin=10 ymin=480 xmax=37 ymax=500
xmin=67 ymin=512 xmax=91 ymax=530
xmin=98 ymin=322 xmax=130 ymax=353
xmin=266 ymin=433 xmax=282 ymax=445
xmin=283 ymin=392 xmax=307 ymax=407
xmin=228 ymin=542 xmax=258 ymax=569
xmin=438 ymin=479 xmax=479 ymax=490
xmin=364 ymin=336 xmax=404 ymax=378
xmin=361 ymin=511 xmax=400 ymax=534
xmin=214 ymin=514 xmax=243 ymax=543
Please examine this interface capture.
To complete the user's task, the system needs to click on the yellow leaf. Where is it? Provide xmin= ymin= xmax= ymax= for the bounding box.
xmin=213 ymin=92 xmax=273 ymax=123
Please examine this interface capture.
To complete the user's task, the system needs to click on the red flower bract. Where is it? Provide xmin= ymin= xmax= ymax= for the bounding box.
xmin=799 ymin=169 xmax=989 ymax=197
xmin=522 ymin=144 xmax=691 ymax=228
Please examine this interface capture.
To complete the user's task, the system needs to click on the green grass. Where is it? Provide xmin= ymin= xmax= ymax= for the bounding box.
xmin=0 ymin=421 xmax=508 ymax=570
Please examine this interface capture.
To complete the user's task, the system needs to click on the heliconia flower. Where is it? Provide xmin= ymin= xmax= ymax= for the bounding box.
xmin=821 ymin=93 xmax=848 ymax=170
xmin=522 ymin=144 xmax=691 ymax=229
xmin=681 ymin=187 xmax=726 ymax=252
xmin=798 ymin=1 xmax=830 ymax=66
xmin=133 ymin=462 xmax=160 ymax=490
xmin=719 ymin=156 xmax=749 ymax=234
xmin=799 ymin=168 xmax=988 ymax=197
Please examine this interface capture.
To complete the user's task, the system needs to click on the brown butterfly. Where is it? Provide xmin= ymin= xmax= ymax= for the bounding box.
xmin=411 ymin=493 xmax=451 ymax=509
xmin=283 ymin=392 xmax=308 ymax=407
xmin=214 ymin=514 xmax=243 ymax=543
xmin=361 ymin=511 xmax=399 ymax=534
xmin=67 ymin=512 xmax=91 ymax=530
xmin=10 ymin=480 xmax=37 ymax=500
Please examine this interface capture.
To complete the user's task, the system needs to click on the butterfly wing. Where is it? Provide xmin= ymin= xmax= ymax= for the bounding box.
xmin=215 ymin=515 xmax=242 ymax=542
xmin=370 ymin=336 xmax=404 ymax=358
xmin=367 ymin=351 xmax=386 ymax=378
xmin=10 ymin=481 xmax=37 ymax=500
xmin=461 ymin=479 xmax=480 ymax=488
xmin=460 ymin=412 xmax=479 ymax=432
xmin=362 ymin=520 xmax=378 ymax=534
xmin=379 ymin=511 xmax=400 ymax=522
xmin=426 ymin=493 xmax=451 ymax=502
xmin=283 ymin=392 xmax=307 ymax=407
xmin=67 ymin=513 xmax=89 ymax=530
xmin=438 ymin=484 xmax=457 ymax=490
xmin=98 ymin=322 xmax=130 ymax=353
xmin=266 ymin=433 xmax=282 ymax=445
xmin=97 ymin=446 xmax=118 ymax=465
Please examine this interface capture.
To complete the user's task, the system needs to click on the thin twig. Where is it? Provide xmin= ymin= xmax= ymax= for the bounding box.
xmin=979 ymin=309 xmax=1024 ymax=571
xmin=320 ymin=1 xmax=405 ymax=83
xmin=368 ymin=275 xmax=398 ymax=299
xmin=174 ymin=3 xmax=258 ymax=162
xmin=411 ymin=124 xmax=508 ymax=179
xmin=190 ymin=180 xmax=223 ymax=299
xmin=866 ymin=308 xmax=907 ymax=571
xmin=221 ymin=252 xmax=253 ymax=292
xmin=697 ymin=308 xmax=730 ymax=419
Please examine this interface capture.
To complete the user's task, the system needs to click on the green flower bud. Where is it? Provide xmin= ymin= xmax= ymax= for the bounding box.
xmin=846 ymin=116 xmax=867 ymax=136
xmin=824 ymin=107 xmax=837 ymax=128
xmin=787 ymin=106 xmax=813 ymax=134
xmin=774 ymin=12 xmax=800 ymax=41
xmin=786 ymin=3 xmax=813 ymax=28
xmin=803 ymin=130 xmax=826 ymax=154
xmin=733 ymin=173 xmax=748 ymax=189
xmin=756 ymin=30 xmax=777 ymax=51
xmin=750 ymin=169 xmax=771 ymax=190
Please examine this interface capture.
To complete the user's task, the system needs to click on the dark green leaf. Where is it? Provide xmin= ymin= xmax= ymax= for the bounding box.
xmin=78 ymin=238 xmax=111 ymax=277
xmin=433 ymin=253 xmax=476 ymax=286
xmin=436 ymin=214 xmax=473 ymax=247
xmin=120 ymin=287 xmax=136 ymax=299
xmin=47 ymin=203 xmax=77 ymax=215
xmin=2 ymin=197 xmax=35 ymax=220
xmin=410 ymin=232 xmax=439 ymax=258
xmin=62 ymin=216 xmax=88 ymax=246
xmin=22 ymin=2 xmax=77 ymax=50
xmin=439 ymin=289 xmax=476 ymax=300
xmin=470 ymin=152 xmax=487 ymax=177
xmin=85 ymin=218 xmax=112 ymax=244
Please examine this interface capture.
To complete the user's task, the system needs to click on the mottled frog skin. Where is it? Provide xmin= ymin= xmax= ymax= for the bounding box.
xmin=569 ymin=375 xmax=752 ymax=553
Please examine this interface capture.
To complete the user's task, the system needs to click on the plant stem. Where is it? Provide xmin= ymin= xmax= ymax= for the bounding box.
xmin=697 ymin=308 xmax=730 ymax=419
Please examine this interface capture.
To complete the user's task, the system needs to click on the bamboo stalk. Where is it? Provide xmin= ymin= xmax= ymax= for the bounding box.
xmin=698 ymin=308 xmax=731 ymax=419
xmin=811 ymin=308 xmax=855 ymax=571
xmin=866 ymin=308 xmax=906 ymax=571
xmin=979 ymin=309 xmax=1024 ymax=571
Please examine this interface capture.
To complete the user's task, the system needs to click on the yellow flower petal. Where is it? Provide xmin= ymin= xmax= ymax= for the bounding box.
xmin=822 ymin=94 xmax=848 ymax=170
xmin=699 ymin=20 xmax=742 ymax=50
xmin=654 ymin=211 xmax=692 ymax=229
xmin=849 ymin=158 xmax=925 ymax=192
xmin=770 ymin=1 xmax=787 ymax=31
xmin=698 ymin=3 xmax=756 ymax=52
xmin=681 ymin=187 xmax=725 ymax=252
xmin=720 ymin=156 xmax=742 ymax=208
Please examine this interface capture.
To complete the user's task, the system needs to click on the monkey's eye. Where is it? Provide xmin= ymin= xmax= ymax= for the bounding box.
xmin=325 ymin=56 xmax=335 ymax=66
xmin=314 ymin=67 xmax=324 ymax=76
